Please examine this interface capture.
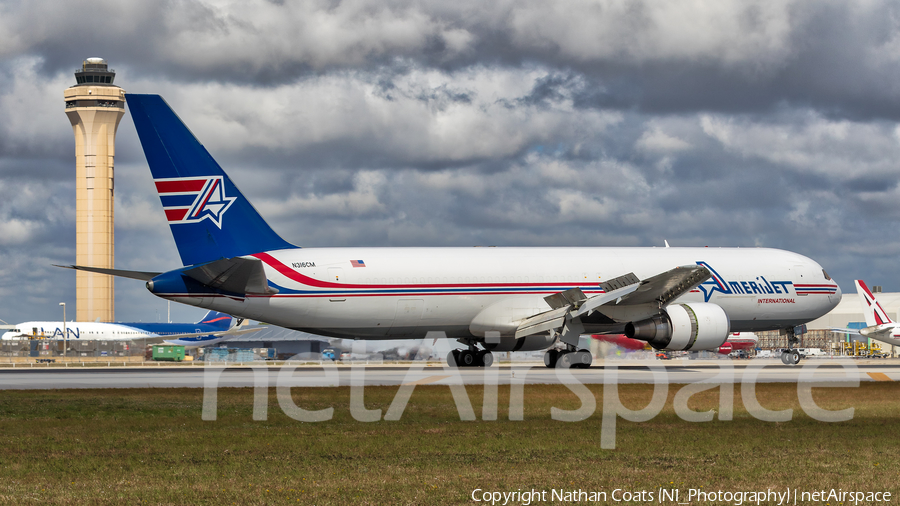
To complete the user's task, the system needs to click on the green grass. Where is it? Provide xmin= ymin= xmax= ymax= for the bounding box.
xmin=0 ymin=383 xmax=898 ymax=505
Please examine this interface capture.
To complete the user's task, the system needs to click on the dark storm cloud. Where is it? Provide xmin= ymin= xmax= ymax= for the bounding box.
xmin=4 ymin=0 xmax=900 ymax=322
xmin=2 ymin=0 xmax=898 ymax=117
xmin=842 ymin=176 xmax=899 ymax=193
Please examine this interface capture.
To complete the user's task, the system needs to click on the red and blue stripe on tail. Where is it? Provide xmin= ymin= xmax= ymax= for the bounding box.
xmin=126 ymin=94 xmax=295 ymax=266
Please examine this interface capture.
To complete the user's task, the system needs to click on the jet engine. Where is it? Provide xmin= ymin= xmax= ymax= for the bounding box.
xmin=624 ymin=302 xmax=730 ymax=351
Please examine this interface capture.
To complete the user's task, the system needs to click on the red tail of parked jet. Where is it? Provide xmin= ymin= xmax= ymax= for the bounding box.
xmin=831 ymin=280 xmax=900 ymax=349
xmin=857 ymin=280 xmax=893 ymax=326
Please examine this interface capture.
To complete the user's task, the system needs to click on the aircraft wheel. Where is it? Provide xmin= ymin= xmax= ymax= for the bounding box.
xmin=478 ymin=350 xmax=494 ymax=367
xmin=459 ymin=349 xmax=476 ymax=367
xmin=447 ymin=350 xmax=461 ymax=367
xmin=544 ymin=349 xmax=559 ymax=368
xmin=556 ymin=351 xmax=573 ymax=369
xmin=573 ymin=349 xmax=592 ymax=368
xmin=780 ymin=351 xmax=790 ymax=365
xmin=790 ymin=350 xmax=801 ymax=365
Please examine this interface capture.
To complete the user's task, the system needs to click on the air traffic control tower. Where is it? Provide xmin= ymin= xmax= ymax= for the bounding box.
xmin=64 ymin=58 xmax=125 ymax=322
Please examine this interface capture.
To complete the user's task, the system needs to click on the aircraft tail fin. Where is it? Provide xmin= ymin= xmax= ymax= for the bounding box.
xmin=196 ymin=310 xmax=233 ymax=330
xmin=125 ymin=94 xmax=295 ymax=267
xmin=855 ymin=280 xmax=893 ymax=326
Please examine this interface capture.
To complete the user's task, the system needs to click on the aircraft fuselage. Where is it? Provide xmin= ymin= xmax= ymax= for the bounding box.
xmin=149 ymin=246 xmax=840 ymax=341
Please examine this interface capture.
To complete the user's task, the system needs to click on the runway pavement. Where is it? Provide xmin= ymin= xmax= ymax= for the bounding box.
xmin=0 ymin=358 xmax=897 ymax=389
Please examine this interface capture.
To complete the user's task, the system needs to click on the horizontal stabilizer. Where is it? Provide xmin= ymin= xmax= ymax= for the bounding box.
xmin=54 ymin=264 xmax=161 ymax=281
xmin=183 ymin=257 xmax=277 ymax=295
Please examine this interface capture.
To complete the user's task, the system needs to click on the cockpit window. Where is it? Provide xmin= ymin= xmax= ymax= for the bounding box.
xmin=822 ymin=269 xmax=831 ymax=280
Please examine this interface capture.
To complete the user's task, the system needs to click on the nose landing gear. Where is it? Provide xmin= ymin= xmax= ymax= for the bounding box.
xmin=780 ymin=327 xmax=802 ymax=366
xmin=781 ymin=348 xmax=801 ymax=366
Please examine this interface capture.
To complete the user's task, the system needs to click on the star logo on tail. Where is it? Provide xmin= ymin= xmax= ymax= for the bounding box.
xmin=154 ymin=176 xmax=237 ymax=229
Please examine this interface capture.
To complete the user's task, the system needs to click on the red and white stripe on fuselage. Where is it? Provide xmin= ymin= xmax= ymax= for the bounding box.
xmin=249 ymin=251 xmax=606 ymax=299
xmin=794 ymin=284 xmax=839 ymax=295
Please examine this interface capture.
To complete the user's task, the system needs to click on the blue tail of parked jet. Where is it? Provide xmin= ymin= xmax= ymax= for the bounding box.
xmin=125 ymin=94 xmax=295 ymax=266
xmin=196 ymin=310 xmax=234 ymax=330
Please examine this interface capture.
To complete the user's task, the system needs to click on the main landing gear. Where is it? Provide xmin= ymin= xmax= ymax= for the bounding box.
xmin=780 ymin=349 xmax=801 ymax=366
xmin=780 ymin=327 xmax=802 ymax=366
xmin=544 ymin=346 xmax=592 ymax=369
xmin=448 ymin=340 xmax=494 ymax=367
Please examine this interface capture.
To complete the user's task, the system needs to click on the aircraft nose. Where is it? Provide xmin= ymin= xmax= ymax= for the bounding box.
xmin=831 ymin=280 xmax=842 ymax=308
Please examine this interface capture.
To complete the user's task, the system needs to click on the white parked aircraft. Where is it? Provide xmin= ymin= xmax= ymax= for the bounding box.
xmin=1 ymin=310 xmax=258 ymax=348
xmin=61 ymin=94 xmax=842 ymax=368
xmin=832 ymin=280 xmax=900 ymax=349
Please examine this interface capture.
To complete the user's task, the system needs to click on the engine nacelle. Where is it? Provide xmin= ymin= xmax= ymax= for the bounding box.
xmin=624 ymin=303 xmax=730 ymax=351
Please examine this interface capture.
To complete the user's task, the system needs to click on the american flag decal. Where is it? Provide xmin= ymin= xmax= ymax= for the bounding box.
xmin=154 ymin=176 xmax=236 ymax=229
xmin=350 ymin=260 xmax=366 ymax=268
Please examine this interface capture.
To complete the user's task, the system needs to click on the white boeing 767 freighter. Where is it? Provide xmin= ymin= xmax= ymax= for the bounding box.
xmin=61 ymin=94 xmax=841 ymax=368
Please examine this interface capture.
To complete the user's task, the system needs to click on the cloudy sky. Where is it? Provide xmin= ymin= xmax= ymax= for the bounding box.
xmin=2 ymin=0 xmax=900 ymax=323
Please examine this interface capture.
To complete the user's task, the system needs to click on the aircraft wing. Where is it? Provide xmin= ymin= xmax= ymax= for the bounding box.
xmin=612 ymin=264 xmax=711 ymax=306
xmin=830 ymin=327 xmax=863 ymax=336
xmin=515 ymin=265 xmax=711 ymax=342
xmin=832 ymin=324 xmax=896 ymax=338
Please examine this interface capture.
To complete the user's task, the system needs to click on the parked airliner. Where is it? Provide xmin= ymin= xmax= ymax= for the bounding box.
xmin=61 ymin=94 xmax=841 ymax=368
xmin=832 ymin=280 xmax=900 ymax=349
xmin=1 ymin=310 xmax=256 ymax=348
xmin=716 ymin=332 xmax=758 ymax=355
